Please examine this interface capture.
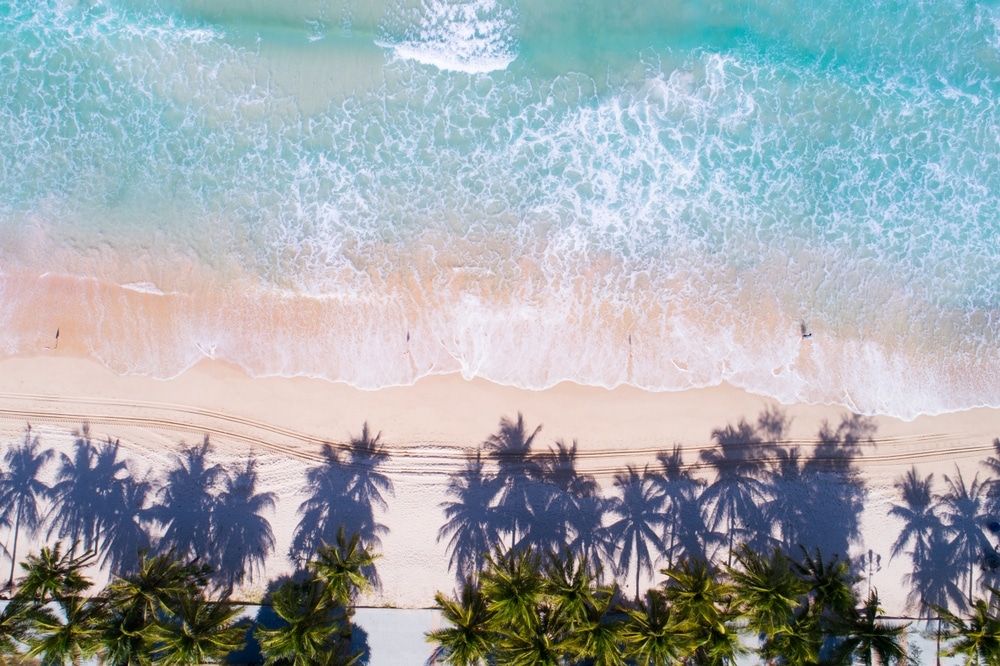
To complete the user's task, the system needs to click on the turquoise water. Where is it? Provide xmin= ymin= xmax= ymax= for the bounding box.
xmin=0 ymin=0 xmax=998 ymax=418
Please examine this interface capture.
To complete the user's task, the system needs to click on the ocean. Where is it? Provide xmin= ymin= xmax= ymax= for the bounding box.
xmin=0 ymin=0 xmax=997 ymax=419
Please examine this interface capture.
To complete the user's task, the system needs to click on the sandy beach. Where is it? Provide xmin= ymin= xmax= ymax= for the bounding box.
xmin=0 ymin=352 xmax=998 ymax=616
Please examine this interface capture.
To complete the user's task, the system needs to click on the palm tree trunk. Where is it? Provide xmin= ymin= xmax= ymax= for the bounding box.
xmin=635 ymin=533 xmax=641 ymax=603
xmin=727 ymin=510 xmax=735 ymax=566
xmin=667 ymin=513 xmax=678 ymax=569
xmin=969 ymin=557 xmax=974 ymax=605
xmin=6 ymin=499 xmax=22 ymax=587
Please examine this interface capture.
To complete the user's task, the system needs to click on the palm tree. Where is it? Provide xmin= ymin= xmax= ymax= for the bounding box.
xmin=256 ymin=578 xmax=356 ymax=666
xmin=16 ymin=544 xmax=93 ymax=603
xmin=542 ymin=551 xmax=602 ymax=624
xmin=494 ymin=605 xmax=573 ymax=666
xmin=605 ymin=466 xmax=667 ymax=601
xmin=792 ymin=547 xmax=858 ymax=621
xmin=763 ymin=611 xmax=823 ymax=666
xmin=938 ymin=467 xmax=990 ymax=605
xmin=99 ymin=550 xmax=210 ymax=666
xmin=661 ymin=558 xmax=743 ymax=665
xmin=438 ymin=452 xmax=501 ymax=580
xmin=727 ymin=546 xmax=806 ymax=643
xmin=0 ymin=424 xmax=53 ymax=588
xmin=829 ymin=589 xmax=910 ymax=666
xmin=482 ymin=413 xmax=544 ymax=550
xmin=479 ymin=546 xmax=544 ymax=631
xmin=699 ymin=419 xmax=768 ymax=565
xmin=149 ymin=594 xmax=246 ymax=665
xmin=151 ymin=437 xmax=224 ymax=563
xmin=788 ymin=546 xmax=860 ymax=659
xmin=0 ymin=595 xmax=34 ymax=661
xmin=308 ymin=527 xmax=380 ymax=606
xmin=25 ymin=594 xmax=106 ymax=666
xmin=931 ymin=590 xmax=1000 ymax=666
xmin=211 ymin=456 xmax=276 ymax=592
xmin=567 ymin=588 xmax=626 ymax=666
xmin=621 ymin=588 xmax=688 ymax=666
xmin=427 ymin=578 xmax=493 ymax=666
xmin=16 ymin=544 xmax=104 ymax=666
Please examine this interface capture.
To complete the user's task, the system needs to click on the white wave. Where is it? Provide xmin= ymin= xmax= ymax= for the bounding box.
xmin=121 ymin=281 xmax=165 ymax=295
xmin=377 ymin=0 xmax=518 ymax=73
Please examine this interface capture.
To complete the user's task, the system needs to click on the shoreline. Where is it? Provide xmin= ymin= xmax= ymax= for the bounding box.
xmin=0 ymin=354 xmax=998 ymax=613
xmin=3 ymin=265 xmax=995 ymax=422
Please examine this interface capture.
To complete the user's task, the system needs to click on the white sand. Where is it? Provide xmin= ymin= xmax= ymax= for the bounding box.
xmin=0 ymin=354 xmax=998 ymax=614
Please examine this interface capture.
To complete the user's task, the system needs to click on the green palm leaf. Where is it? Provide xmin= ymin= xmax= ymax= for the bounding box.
xmin=257 ymin=579 xmax=355 ymax=666
xmin=427 ymin=578 xmax=493 ymax=666
xmin=149 ymin=595 xmax=246 ymax=665
xmin=622 ymin=589 xmax=689 ymax=666
xmin=309 ymin=528 xmax=379 ymax=606
xmin=479 ymin=547 xmax=543 ymax=632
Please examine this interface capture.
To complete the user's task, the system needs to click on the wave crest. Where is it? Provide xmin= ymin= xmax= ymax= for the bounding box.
xmin=377 ymin=0 xmax=518 ymax=73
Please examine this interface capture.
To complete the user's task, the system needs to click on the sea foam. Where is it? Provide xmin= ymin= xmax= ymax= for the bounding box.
xmin=376 ymin=0 xmax=518 ymax=73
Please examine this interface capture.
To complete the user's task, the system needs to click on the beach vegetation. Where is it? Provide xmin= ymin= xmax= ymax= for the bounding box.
xmin=257 ymin=529 xmax=377 ymax=666
xmin=146 ymin=594 xmax=246 ymax=665
xmin=0 ymin=531 xmax=377 ymax=665
xmin=929 ymin=589 xmax=1000 ymax=666
xmin=827 ymin=589 xmax=911 ymax=666
xmin=428 ymin=545 xmax=621 ymax=665
xmin=99 ymin=550 xmax=212 ymax=665
xmin=427 ymin=577 xmax=492 ymax=666
xmin=429 ymin=544 xmax=920 ymax=665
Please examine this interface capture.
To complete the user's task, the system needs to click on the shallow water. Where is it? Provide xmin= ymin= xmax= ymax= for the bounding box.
xmin=1 ymin=0 xmax=998 ymax=418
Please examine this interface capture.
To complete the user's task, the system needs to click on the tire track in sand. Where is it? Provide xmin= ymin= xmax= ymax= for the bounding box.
xmin=0 ymin=392 xmax=992 ymax=478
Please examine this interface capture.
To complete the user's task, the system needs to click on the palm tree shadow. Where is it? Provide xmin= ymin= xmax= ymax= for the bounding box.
xmin=290 ymin=423 xmax=393 ymax=588
xmin=650 ymin=445 xmax=710 ymax=567
xmin=482 ymin=413 xmax=544 ymax=552
xmin=47 ymin=423 xmax=155 ymax=574
xmin=438 ymin=415 xmax=615 ymax=583
xmin=755 ymin=412 xmax=872 ymax=569
xmin=438 ymin=450 xmax=501 ymax=581
xmin=148 ymin=436 xmax=224 ymax=566
xmin=696 ymin=408 xmax=872 ymax=567
xmin=699 ymin=413 xmax=771 ymax=563
xmin=541 ymin=440 xmax=610 ymax=568
xmin=0 ymin=424 xmax=54 ymax=587
xmin=211 ymin=455 xmax=277 ymax=593
xmin=795 ymin=414 xmax=873 ymax=559
xmin=891 ymin=466 xmax=968 ymax=613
